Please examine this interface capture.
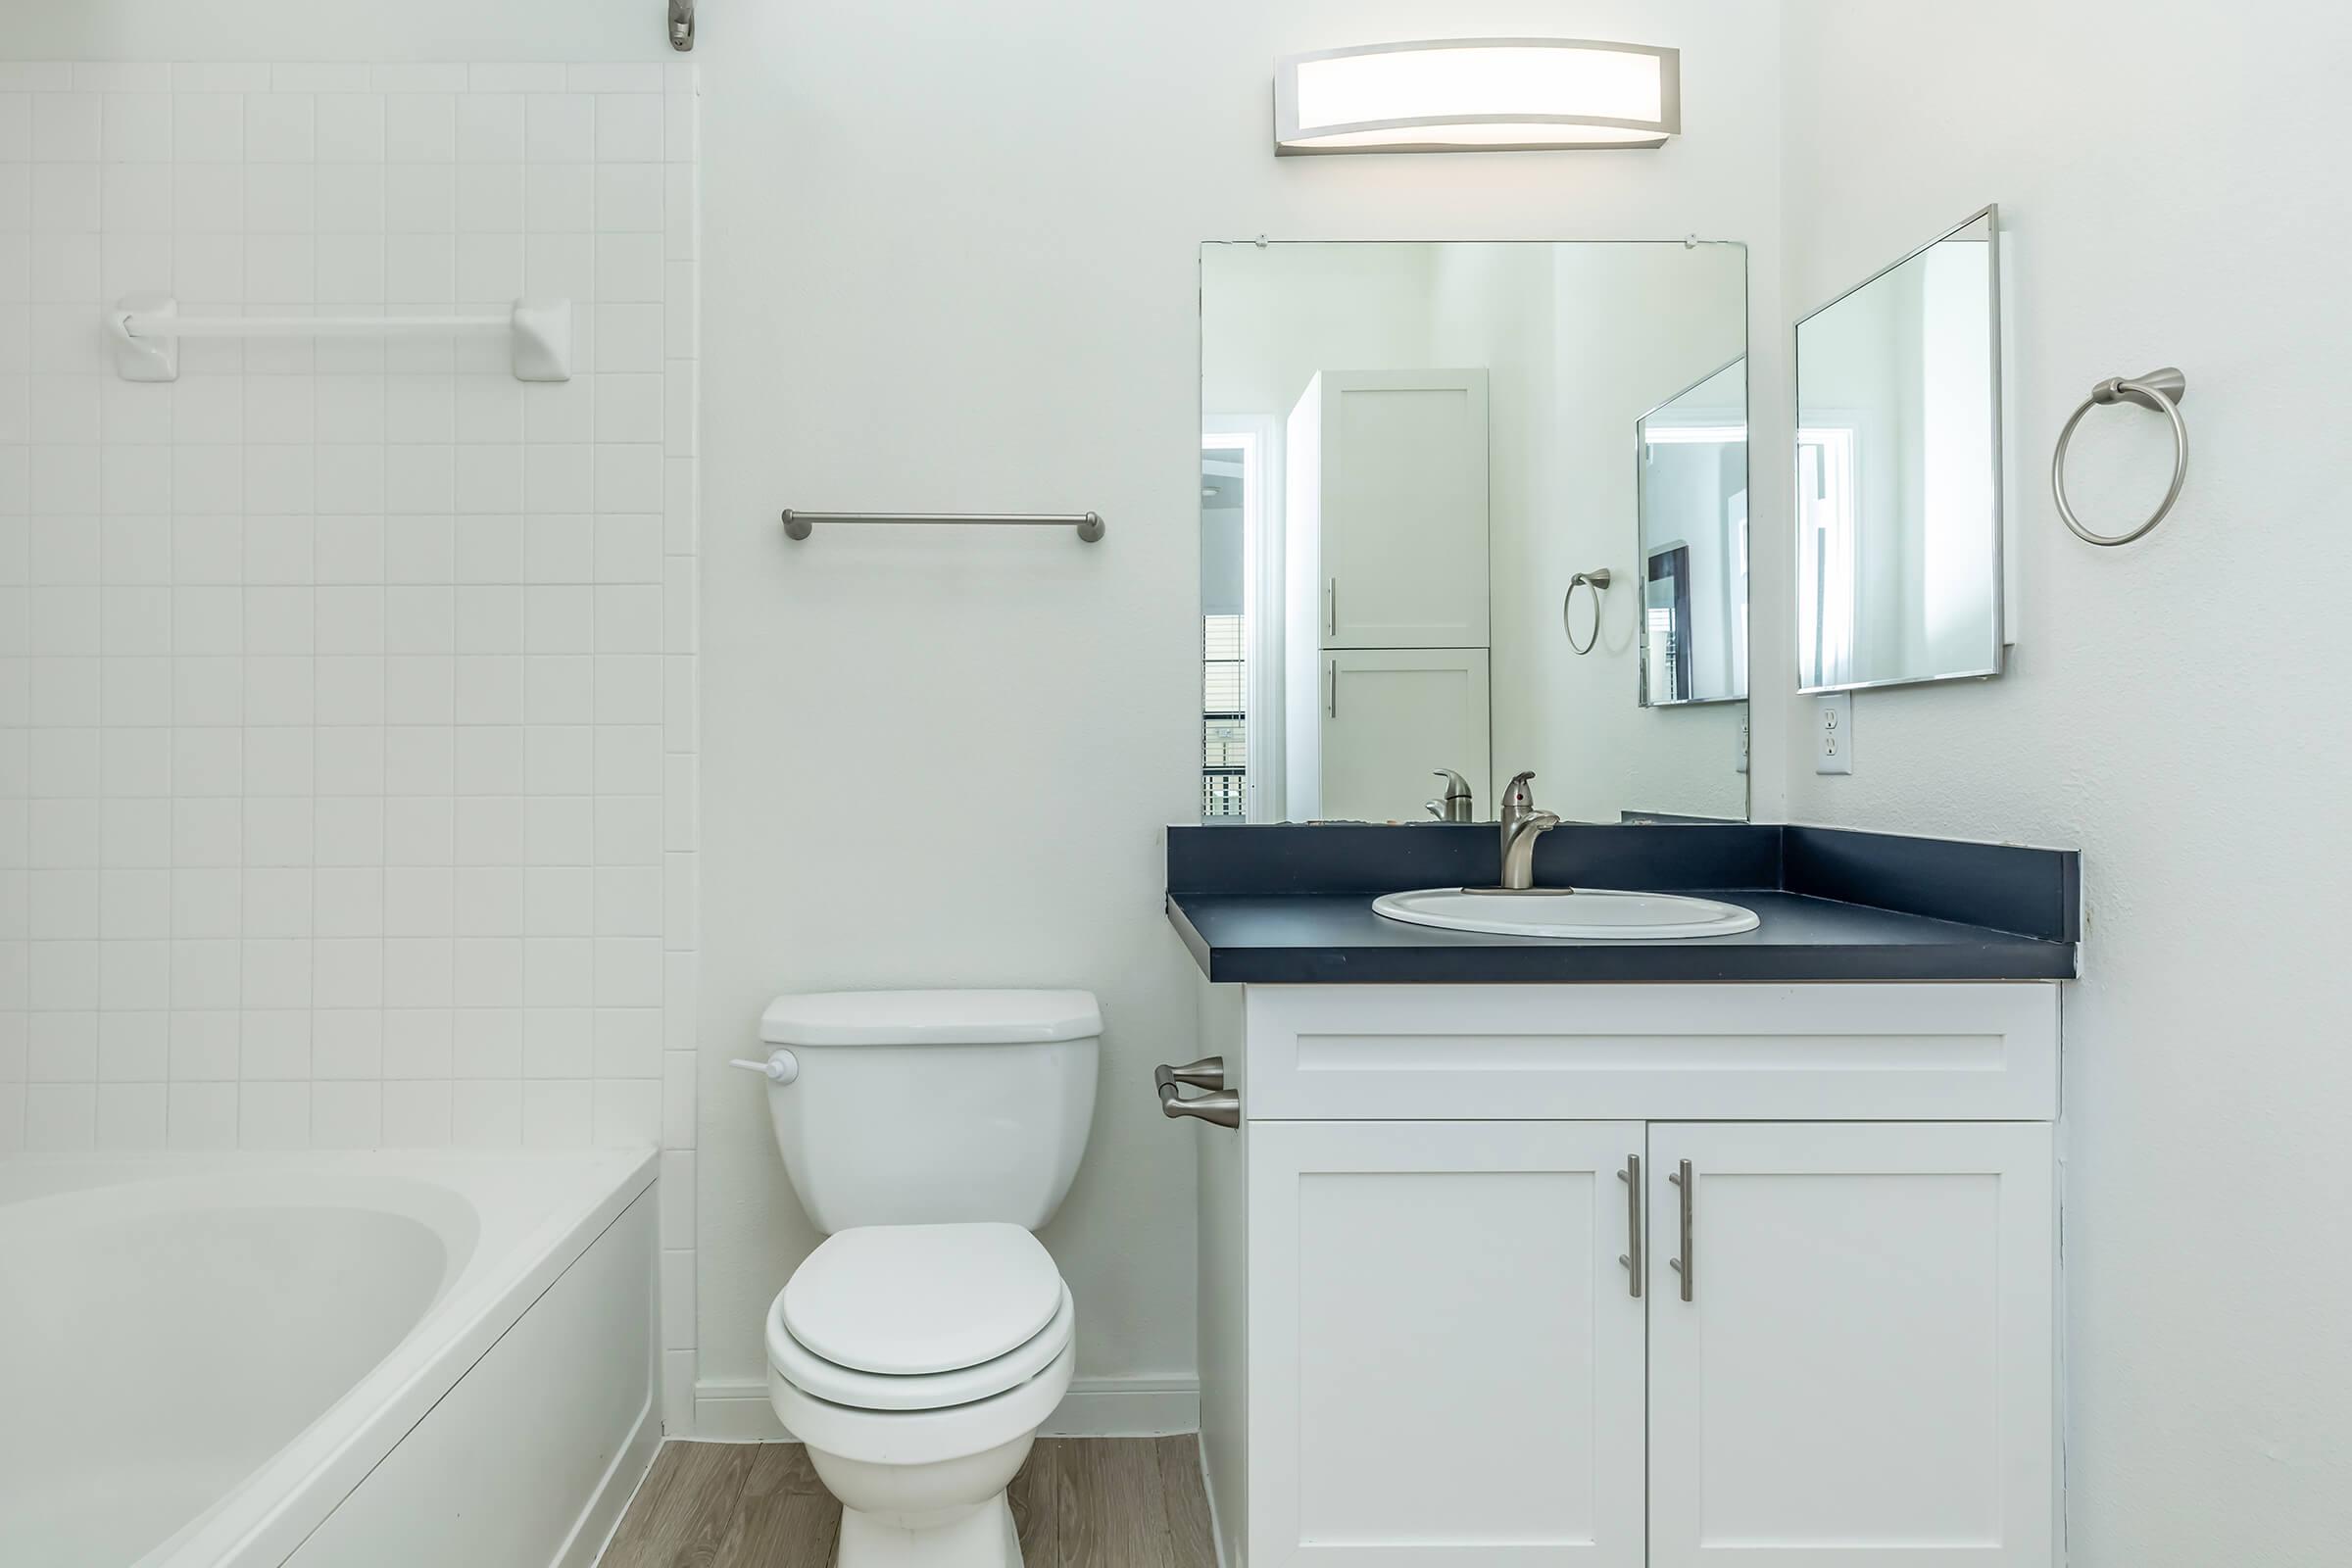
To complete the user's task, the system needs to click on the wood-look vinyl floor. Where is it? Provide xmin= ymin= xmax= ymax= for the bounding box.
xmin=598 ymin=1438 xmax=1213 ymax=1568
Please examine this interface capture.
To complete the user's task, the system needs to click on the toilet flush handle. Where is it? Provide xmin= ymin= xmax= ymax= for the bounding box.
xmin=1154 ymin=1057 xmax=1239 ymax=1129
xmin=728 ymin=1051 xmax=800 ymax=1085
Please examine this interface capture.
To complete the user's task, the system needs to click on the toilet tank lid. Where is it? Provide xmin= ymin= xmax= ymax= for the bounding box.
xmin=760 ymin=989 xmax=1103 ymax=1046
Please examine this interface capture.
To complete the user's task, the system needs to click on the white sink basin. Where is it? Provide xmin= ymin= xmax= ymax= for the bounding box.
xmin=1372 ymin=887 xmax=1760 ymax=941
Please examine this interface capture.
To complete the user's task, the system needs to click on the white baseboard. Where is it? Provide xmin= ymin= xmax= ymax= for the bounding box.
xmin=691 ymin=1374 xmax=1200 ymax=1441
xmin=1043 ymin=1376 xmax=1200 ymax=1437
xmin=1196 ymin=1432 xmax=1233 ymax=1568
xmin=693 ymin=1378 xmax=789 ymax=1442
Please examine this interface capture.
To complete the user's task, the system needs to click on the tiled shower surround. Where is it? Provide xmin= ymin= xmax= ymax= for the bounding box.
xmin=0 ymin=58 xmax=702 ymax=1418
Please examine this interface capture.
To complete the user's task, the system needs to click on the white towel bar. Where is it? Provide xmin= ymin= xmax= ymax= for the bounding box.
xmin=107 ymin=295 xmax=572 ymax=383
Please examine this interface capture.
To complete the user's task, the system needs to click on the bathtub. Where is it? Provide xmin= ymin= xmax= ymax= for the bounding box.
xmin=0 ymin=1148 xmax=660 ymax=1568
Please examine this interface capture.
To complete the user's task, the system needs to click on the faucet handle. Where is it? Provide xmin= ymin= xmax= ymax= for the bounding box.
xmin=1431 ymin=769 xmax=1475 ymax=822
xmin=1500 ymin=770 xmax=1537 ymax=816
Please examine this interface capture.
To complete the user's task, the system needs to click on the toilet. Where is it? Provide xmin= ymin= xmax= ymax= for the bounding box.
xmin=741 ymin=990 xmax=1101 ymax=1568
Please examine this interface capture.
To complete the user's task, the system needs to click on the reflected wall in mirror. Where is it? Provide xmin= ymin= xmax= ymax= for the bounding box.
xmin=1639 ymin=359 xmax=1749 ymax=708
xmin=1199 ymin=241 xmax=1748 ymax=827
xmin=1795 ymin=206 xmax=2003 ymax=693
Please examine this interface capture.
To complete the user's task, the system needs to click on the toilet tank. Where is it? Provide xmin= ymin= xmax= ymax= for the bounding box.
xmin=757 ymin=990 xmax=1102 ymax=1233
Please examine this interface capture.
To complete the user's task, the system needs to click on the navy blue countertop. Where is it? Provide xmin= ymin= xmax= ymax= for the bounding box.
xmin=1165 ymin=824 xmax=2079 ymax=985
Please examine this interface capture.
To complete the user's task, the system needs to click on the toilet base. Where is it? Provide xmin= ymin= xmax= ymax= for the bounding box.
xmin=836 ymin=1490 xmax=1021 ymax=1568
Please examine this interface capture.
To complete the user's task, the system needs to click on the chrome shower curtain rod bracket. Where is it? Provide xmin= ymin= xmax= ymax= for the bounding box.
xmin=668 ymin=0 xmax=694 ymax=51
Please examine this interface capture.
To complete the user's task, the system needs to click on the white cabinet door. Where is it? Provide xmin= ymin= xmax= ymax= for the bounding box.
xmin=1319 ymin=649 xmax=1491 ymax=822
xmin=1645 ymin=1123 xmax=2055 ymax=1568
xmin=1249 ymin=1120 xmax=1645 ymax=1568
xmin=1315 ymin=369 xmax=1490 ymax=649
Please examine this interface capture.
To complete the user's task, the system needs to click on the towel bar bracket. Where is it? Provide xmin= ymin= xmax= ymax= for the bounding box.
xmin=110 ymin=293 xmax=178 ymax=382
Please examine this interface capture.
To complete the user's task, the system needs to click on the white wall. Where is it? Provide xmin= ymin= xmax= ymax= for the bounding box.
xmin=1777 ymin=2 xmax=2352 ymax=1559
xmin=1200 ymin=244 xmax=1437 ymax=416
xmin=0 ymin=0 xmax=715 ymax=1420
xmin=11 ymin=0 xmax=1788 ymax=1435
xmin=0 ymin=56 xmax=699 ymax=1152
xmin=696 ymin=0 xmax=1783 ymax=1427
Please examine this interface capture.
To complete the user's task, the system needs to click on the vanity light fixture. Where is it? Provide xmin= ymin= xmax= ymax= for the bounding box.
xmin=1274 ymin=38 xmax=1680 ymax=155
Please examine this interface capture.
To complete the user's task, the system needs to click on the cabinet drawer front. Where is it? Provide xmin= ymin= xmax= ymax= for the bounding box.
xmin=1244 ymin=984 xmax=2058 ymax=1122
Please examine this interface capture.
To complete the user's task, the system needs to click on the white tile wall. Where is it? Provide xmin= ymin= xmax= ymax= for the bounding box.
xmin=0 ymin=59 xmax=701 ymax=1414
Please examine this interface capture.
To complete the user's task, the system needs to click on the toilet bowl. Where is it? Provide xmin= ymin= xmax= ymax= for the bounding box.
xmin=765 ymin=1223 xmax=1076 ymax=1568
xmin=742 ymin=989 xmax=1102 ymax=1568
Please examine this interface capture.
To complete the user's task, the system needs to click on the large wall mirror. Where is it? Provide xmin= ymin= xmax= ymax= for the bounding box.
xmin=1199 ymin=241 xmax=1749 ymax=826
xmin=1795 ymin=206 xmax=2004 ymax=693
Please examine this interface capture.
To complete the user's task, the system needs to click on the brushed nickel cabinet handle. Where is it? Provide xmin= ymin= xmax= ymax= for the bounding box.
xmin=1668 ymin=1158 xmax=1693 ymax=1301
xmin=1617 ymin=1152 xmax=1642 ymax=1298
xmin=1327 ymin=660 xmax=1338 ymax=718
xmin=1326 ymin=578 xmax=1338 ymax=638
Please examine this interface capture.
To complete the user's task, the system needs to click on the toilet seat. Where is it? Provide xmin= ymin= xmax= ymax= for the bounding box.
xmin=769 ymin=1281 xmax=1075 ymax=1412
xmin=783 ymin=1222 xmax=1062 ymax=1375
xmin=766 ymin=1221 xmax=1076 ymax=1413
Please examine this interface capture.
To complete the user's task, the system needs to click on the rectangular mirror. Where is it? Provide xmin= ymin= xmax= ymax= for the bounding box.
xmin=1794 ymin=206 xmax=2003 ymax=694
xmin=1200 ymin=241 xmax=1748 ymax=826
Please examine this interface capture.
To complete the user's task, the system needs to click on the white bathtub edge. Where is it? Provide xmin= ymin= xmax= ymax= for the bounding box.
xmin=557 ymin=1396 xmax=662 ymax=1568
xmin=274 ymin=1184 xmax=662 ymax=1568
xmin=147 ymin=1150 xmax=661 ymax=1568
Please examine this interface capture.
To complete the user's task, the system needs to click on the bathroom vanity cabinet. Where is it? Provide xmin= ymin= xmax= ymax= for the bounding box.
xmin=1189 ymin=981 xmax=2060 ymax=1568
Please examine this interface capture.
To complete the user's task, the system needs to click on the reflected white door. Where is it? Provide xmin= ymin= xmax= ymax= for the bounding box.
xmin=1316 ymin=369 xmax=1490 ymax=650
xmin=1646 ymin=1123 xmax=2055 ymax=1567
xmin=1249 ymin=1120 xmax=1646 ymax=1567
xmin=1320 ymin=649 xmax=1490 ymax=823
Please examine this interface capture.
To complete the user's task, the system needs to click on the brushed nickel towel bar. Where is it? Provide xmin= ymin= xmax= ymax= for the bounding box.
xmin=781 ymin=510 xmax=1105 ymax=543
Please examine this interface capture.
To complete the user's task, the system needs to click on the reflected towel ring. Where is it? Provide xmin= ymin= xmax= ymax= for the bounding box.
xmin=1563 ymin=568 xmax=1612 ymax=655
xmin=2052 ymin=367 xmax=2188 ymax=547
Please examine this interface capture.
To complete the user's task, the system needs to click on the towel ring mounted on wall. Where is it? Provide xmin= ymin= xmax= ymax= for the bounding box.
xmin=2052 ymin=367 xmax=2189 ymax=547
xmin=1562 ymin=568 xmax=1612 ymax=656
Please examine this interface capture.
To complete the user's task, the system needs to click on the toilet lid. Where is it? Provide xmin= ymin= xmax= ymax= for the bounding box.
xmin=769 ymin=1282 xmax=1075 ymax=1413
xmin=782 ymin=1222 xmax=1064 ymax=1376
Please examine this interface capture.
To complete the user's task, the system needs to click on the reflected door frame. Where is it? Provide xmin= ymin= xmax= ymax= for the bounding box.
xmin=1204 ymin=416 xmax=1286 ymax=821
xmin=1637 ymin=409 xmax=1750 ymax=709
xmin=1795 ymin=413 xmax=1868 ymax=693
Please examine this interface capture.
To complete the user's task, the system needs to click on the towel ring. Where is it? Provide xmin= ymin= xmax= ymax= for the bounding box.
xmin=2052 ymin=368 xmax=2188 ymax=547
xmin=1562 ymin=568 xmax=1612 ymax=655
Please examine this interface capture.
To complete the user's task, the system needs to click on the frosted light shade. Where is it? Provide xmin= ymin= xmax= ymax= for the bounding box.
xmin=1276 ymin=38 xmax=1680 ymax=155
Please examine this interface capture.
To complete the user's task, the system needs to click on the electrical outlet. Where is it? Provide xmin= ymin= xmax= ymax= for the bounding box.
xmin=1736 ymin=715 xmax=1750 ymax=775
xmin=1815 ymin=694 xmax=1853 ymax=775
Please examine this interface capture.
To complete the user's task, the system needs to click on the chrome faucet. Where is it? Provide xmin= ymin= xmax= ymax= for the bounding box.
xmin=1496 ymin=770 xmax=1561 ymax=891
